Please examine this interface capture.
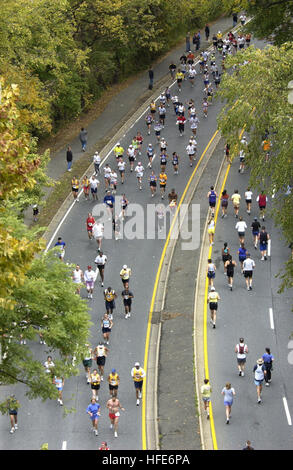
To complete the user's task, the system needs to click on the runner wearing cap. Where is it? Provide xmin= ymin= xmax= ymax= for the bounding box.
xmin=107 ymin=369 xmax=120 ymax=397
xmin=207 ymin=287 xmax=220 ymax=328
xmin=253 ymin=358 xmax=266 ymax=403
xmin=131 ymin=362 xmax=146 ymax=406
xmin=147 ymin=143 xmax=155 ymax=168
xmin=120 ymin=265 xmax=132 ymax=286
xmin=84 ymin=265 xmax=97 ymax=299
xmin=127 ymin=144 xmax=136 ymax=172
xmin=114 ymin=143 xmax=124 ymax=162
xmin=135 ymin=162 xmax=144 ymax=190
xmin=93 ymin=151 xmax=101 ymax=175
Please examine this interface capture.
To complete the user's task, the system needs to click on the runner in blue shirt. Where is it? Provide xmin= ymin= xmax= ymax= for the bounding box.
xmin=86 ymin=398 xmax=101 ymax=436
xmin=262 ymin=348 xmax=274 ymax=386
xmin=104 ymin=191 xmax=115 ymax=220
xmin=54 ymin=237 xmax=66 ymax=261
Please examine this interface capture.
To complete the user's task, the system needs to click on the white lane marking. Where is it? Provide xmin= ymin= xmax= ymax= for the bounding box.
xmin=268 ymin=239 xmax=271 ymax=257
xmin=283 ymin=397 xmax=292 ymax=426
xmin=269 ymin=308 xmax=274 ymax=330
xmin=62 ymin=440 xmax=67 ymax=450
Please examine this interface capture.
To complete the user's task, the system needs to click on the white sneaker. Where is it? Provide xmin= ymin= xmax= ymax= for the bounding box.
xmin=14 ymin=424 xmax=18 ymax=430
xmin=114 ymin=431 xmax=118 ymax=438
xmin=138 ymin=392 xmax=142 ymax=399
xmin=110 ymin=424 xmax=113 ymax=429
xmin=241 ymin=371 xmax=244 ymax=377
xmin=136 ymin=399 xmax=140 ymax=406
xmin=59 ymin=400 xmax=63 ymax=406
xmin=101 ymin=376 xmax=103 ymax=381
xmin=94 ymin=430 xmax=98 ymax=436
xmin=10 ymin=428 xmax=15 ymax=434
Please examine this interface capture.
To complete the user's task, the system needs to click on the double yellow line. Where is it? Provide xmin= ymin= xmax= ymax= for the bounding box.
xmin=142 ymin=129 xmax=219 ymax=449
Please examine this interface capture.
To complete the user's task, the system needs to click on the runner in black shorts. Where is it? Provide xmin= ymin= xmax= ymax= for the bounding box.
xmin=122 ymin=283 xmax=134 ymax=319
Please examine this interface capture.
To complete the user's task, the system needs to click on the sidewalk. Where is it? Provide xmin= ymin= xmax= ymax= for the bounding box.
xmin=28 ymin=14 xmax=235 ymax=227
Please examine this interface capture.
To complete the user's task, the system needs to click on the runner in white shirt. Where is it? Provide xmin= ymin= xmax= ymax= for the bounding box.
xmin=94 ymin=251 xmax=107 ymax=286
xmin=117 ymin=159 xmax=126 ymax=184
xmin=103 ymin=164 xmax=112 ymax=190
xmin=92 ymin=221 xmax=104 ymax=251
xmin=110 ymin=170 xmax=118 ymax=194
xmin=244 ymin=188 xmax=253 ymax=214
xmin=189 ymin=115 xmax=199 ymax=136
xmin=127 ymin=145 xmax=136 ymax=172
xmin=235 ymin=216 xmax=247 ymax=244
xmin=188 ymin=66 xmax=197 ymax=87
xmin=242 ymin=254 xmax=255 ymax=291
xmin=84 ymin=265 xmax=97 ymax=299
xmin=160 ymin=138 xmax=168 ymax=153
xmin=93 ymin=152 xmax=101 ymax=175
xmin=90 ymin=175 xmax=99 ymax=201
xmin=135 ymin=163 xmax=144 ymax=190
xmin=72 ymin=265 xmax=84 ymax=295
xmin=186 ymin=142 xmax=196 ymax=167
xmin=146 ymin=143 xmax=155 ymax=168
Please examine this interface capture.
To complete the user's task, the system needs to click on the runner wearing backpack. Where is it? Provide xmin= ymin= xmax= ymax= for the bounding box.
xmin=207 ymin=186 xmax=218 ymax=216
xmin=253 ymin=358 xmax=267 ymax=403
xmin=235 ymin=338 xmax=248 ymax=376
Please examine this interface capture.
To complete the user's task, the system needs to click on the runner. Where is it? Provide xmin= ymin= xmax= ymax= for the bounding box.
xmin=202 ymin=98 xmax=208 ymax=118
xmin=253 ymin=358 xmax=266 ymax=403
xmin=207 ymin=217 xmax=215 ymax=246
xmin=89 ymin=174 xmax=99 ymax=201
xmin=243 ymin=253 xmax=255 ymax=291
xmin=172 ymin=95 xmax=179 ymax=115
xmin=54 ymin=237 xmax=66 ymax=261
xmin=82 ymin=344 xmax=93 ymax=383
xmin=220 ymin=189 xmax=229 ymax=218
xmin=86 ymin=397 xmax=101 ymax=436
xmin=120 ymin=265 xmax=132 ymax=286
xmin=172 ymin=152 xmax=179 ymax=175
xmin=90 ymin=369 xmax=101 ymax=399
xmin=147 ymin=143 xmax=155 ymax=168
xmin=176 ymin=68 xmax=184 ymax=92
xmin=154 ymin=121 xmax=163 ymax=143
xmin=160 ymin=151 xmax=168 ymax=173
xmin=7 ymin=395 xmax=20 ymax=434
xmin=93 ymin=151 xmax=101 ymax=175
xmin=259 ymin=226 xmax=270 ymax=260
xmin=262 ymin=348 xmax=274 ymax=386
xmin=207 ymin=186 xmax=217 ymax=216
xmin=113 ymin=215 xmax=121 ymax=241
xmin=159 ymin=171 xmax=167 ymax=199
xmin=239 ymin=149 xmax=245 ymax=173
xmin=106 ymin=396 xmax=125 ymax=438
xmin=131 ymin=362 xmax=146 ymax=406
xmin=231 ymin=189 xmax=241 ymax=218
xmin=117 ymin=158 xmax=126 ymax=184
xmin=84 ymin=265 xmax=96 ymax=299
xmin=134 ymin=162 xmax=144 ymax=190
xmin=122 ymin=283 xmax=134 ymax=319
xmin=71 ymin=176 xmax=79 ymax=201
xmin=72 ymin=265 xmax=84 ymax=295
xmin=221 ymin=383 xmax=235 ymax=424
xmin=158 ymin=103 xmax=166 ymax=128
xmin=107 ymin=369 xmax=120 ymax=397
xmin=235 ymin=216 xmax=247 ymax=244
xmin=165 ymin=86 xmax=171 ymax=107
xmin=257 ymin=191 xmax=268 ymax=221
xmin=103 ymin=164 xmax=112 ymax=190
xmin=104 ymin=287 xmax=117 ymax=319
xmin=86 ymin=213 xmax=95 ymax=243
xmin=160 ymin=137 xmax=168 ymax=154
xmin=225 ymin=255 xmax=237 ymax=290
xmin=145 ymin=112 xmax=153 ymax=135
xmin=101 ymin=313 xmax=113 ymax=345
xmin=207 ymin=286 xmax=220 ymax=328
xmin=238 ymin=243 xmax=247 ymax=272
xmin=189 ymin=115 xmax=199 ymax=136
xmin=235 ymin=338 xmax=248 ymax=376
xmin=94 ymin=341 xmax=109 ymax=380
xmin=201 ymin=379 xmax=212 ymax=420
xmin=186 ymin=140 xmax=196 ymax=167
xmin=245 ymin=188 xmax=253 ymax=214
xmin=120 ymin=193 xmax=128 ymax=220
xmin=103 ymin=190 xmax=115 ymax=220
xmin=44 ymin=355 xmax=55 ymax=375
xmin=222 ymin=242 xmax=230 ymax=273
xmin=207 ymin=258 xmax=216 ymax=287
xmin=92 ymin=220 xmax=104 ymax=251
xmin=136 ymin=131 xmax=143 ymax=155
xmin=82 ymin=175 xmax=90 ymax=200
xmin=149 ymin=171 xmax=157 ymax=197
xmin=176 ymin=114 xmax=186 ymax=137
xmin=114 ymin=142 xmax=124 ymax=162
xmin=109 ymin=169 xmax=118 ymax=195
xmin=224 ymin=143 xmax=231 ymax=163
xmin=127 ymin=144 xmax=136 ymax=172
xmin=94 ymin=251 xmax=107 ymax=287
xmin=53 ymin=376 xmax=64 ymax=406
xmin=188 ymin=65 xmax=197 ymax=88
xmin=149 ymin=100 xmax=156 ymax=118
xmin=169 ymin=62 xmax=177 ymax=79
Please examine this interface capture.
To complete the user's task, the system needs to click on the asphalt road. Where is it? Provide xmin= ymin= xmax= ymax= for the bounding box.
xmin=207 ymin=161 xmax=293 ymax=450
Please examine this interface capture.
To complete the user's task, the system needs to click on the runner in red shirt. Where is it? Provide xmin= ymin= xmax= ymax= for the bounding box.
xmin=86 ymin=212 xmax=96 ymax=240
xmin=176 ymin=115 xmax=186 ymax=136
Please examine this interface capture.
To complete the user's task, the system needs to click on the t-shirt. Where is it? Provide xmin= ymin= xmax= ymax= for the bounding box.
xmin=251 ymin=221 xmax=261 ymax=232
xmin=159 ymin=174 xmax=167 ymax=185
xmin=222 ymin=387 xmax=235 ymax=403
xmin=122 ymin=290 xmax=134 ymax=300
xmin=245 ymin=191 xmax=253 ymax=200
xmin=235 ymin=221 xmax=247 ymax=232
xmin=231 ymin=193 xmax=241 ymax=205
xmin=243 ymin=258 xmax=255 ymax=271
xmin=208 ymin=291 xmax=219 ymax=303
xmin=201 ymin=384 xmax=212 ymax=398
xmin=90 ymin=177 xmax=99 ymax=189
xmin=131 ymin=367 xmax=146 ymax=382
xmin=118 ymin=161 xmax=126 ymax=171
xmin=135 ymin=165 xmax=144 ymax=177
xmin=95 ymin=254 xmax=107 ymax=266
xmin=92 ymin=223 xmax=104 ymax=238
xmin=86 ymin=403 xmax=100 ymax=417
xmin=120 ymin=268 xmax=131 ymax=280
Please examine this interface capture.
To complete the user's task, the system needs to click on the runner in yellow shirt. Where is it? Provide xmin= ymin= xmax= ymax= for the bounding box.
xmin=90 ymin=369 xmax=101 ymax=399
xmin=159 ymin=172 xmax=167 ymax=199
xmin=114 ymin=143 xmax=124 ymax=161
xmin=176 ymin=69 xmax=184 ymax=92
xmin=231 ymin=189 xmax=241 ymax=218
xmin=131 ymin=362 xmax=146 ymax=406
xmin=108 ymin=368 xmax=120 ymax=397
xmin=71 ymin=176 xmax=79 ymax=201
xmin=201 ymin=379 xmax=212 ymax=419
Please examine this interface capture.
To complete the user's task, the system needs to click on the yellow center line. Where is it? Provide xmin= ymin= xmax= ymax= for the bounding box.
xmin=142 ymin=129 xmax=219 ymax=450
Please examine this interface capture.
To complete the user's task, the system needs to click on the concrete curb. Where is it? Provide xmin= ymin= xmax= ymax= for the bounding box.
xmin=193 ymin=140 xmax=230 ymax=450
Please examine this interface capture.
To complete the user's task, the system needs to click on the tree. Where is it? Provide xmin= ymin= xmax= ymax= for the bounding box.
xmin=216 ymin=44 xmax=293 ymax=290
xmin=0 ymin=81 xmax=91 ymax=402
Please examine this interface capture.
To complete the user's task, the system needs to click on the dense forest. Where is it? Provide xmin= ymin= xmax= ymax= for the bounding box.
xmin=0 ymin=0 xmax=224 ymax=137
